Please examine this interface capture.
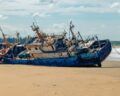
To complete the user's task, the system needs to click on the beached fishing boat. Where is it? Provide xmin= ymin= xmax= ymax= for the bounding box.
xmin=0 ymin=28 xmax=26 ymax=60
xmin=3 ymin=22 xmax=112 ymax=67
xmin=0 ymin=27 xmax=14 ymax=61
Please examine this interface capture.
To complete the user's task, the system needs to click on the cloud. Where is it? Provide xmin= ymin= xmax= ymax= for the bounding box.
xmin=0 ymin=0 xmax=120 ymax=17
xmin=39 ymin=0 xmax=54 ymax=4
xmin=110 ymin=2 xmax=120 ymax=8
xmin=109 ymin=2 xmax=120 ymax=14
xmin=32 ymin=12 xmax=51 ymax=17
xmin=0 ymin=0 xmax=120 ymax=19
xmin=43 ymin=23 xmax=68 ymax=34
xmin=0 ymin=14 xmax=8 ymax=20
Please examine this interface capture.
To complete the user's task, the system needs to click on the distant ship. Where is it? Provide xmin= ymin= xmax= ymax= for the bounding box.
xmin=3 ymin=22 xmax=112 ymax=67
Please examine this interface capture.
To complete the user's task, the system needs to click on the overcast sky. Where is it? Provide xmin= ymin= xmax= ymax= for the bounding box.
xmin=0 ymin=0 xmax=120 ymax=41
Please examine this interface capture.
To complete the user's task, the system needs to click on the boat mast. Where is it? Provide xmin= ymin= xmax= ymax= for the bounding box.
xmin=31 ymin=22 xmax=44 ymax=41
xmin=0 ymin=26 xmax=8 ymax=44
xmin=69 ymin=21 xmax=76 ymax=40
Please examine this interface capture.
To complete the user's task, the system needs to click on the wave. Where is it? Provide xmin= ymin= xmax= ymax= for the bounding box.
xmin=107 ymin=48 xmax=120 ymax=61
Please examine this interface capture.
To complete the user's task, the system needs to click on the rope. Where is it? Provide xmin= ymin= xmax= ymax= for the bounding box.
xmin=113 ymin=46 xmax=120 ymax=55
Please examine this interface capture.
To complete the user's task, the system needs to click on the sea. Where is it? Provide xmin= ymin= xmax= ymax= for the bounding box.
xmin=107 ymin=41 xmax=120 ymax=61
xmin=111 ymin=41 xmax=120 ymax=46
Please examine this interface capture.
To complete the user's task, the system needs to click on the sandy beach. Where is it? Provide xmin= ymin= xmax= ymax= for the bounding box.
xmin=0 ymin=60 xmax=119 ymax=96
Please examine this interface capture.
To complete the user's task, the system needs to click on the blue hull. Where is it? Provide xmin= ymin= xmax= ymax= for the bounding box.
xmin=3 ymin=40 xmax=112 ymax=67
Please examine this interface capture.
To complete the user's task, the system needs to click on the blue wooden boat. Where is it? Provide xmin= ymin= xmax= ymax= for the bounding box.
xmin=2 ymin=22 xmax=112 ymax=67
xmin=3 ymin=39 xmax=112 ymax=67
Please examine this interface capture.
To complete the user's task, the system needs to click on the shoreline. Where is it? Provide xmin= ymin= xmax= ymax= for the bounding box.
xmin=102 ymin=60 xmax=120 ymax=68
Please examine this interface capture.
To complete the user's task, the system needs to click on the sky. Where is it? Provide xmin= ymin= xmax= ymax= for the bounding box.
xmin=0 ymin=0 xmax=120 ymax=41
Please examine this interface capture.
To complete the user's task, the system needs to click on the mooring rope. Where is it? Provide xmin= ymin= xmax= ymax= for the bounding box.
xmin=113 ymin=46 xmax=120 ymax=55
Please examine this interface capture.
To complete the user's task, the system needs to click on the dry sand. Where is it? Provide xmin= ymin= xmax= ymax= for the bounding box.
xmin=0 ymin=61 xmax=120 ymax=96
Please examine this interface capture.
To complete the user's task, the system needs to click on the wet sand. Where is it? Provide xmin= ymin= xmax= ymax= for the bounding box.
xmin=0 ymin=61 xmax=120 ymax=96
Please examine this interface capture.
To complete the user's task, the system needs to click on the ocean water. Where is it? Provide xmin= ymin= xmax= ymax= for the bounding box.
xmin=107 ymin=47 xmax=120 ymax=61
xmin=111 ymin=41 xmax=120 ymax=46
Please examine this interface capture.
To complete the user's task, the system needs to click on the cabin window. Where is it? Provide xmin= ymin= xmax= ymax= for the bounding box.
xmin=35 ymin=47 xmax=38 ymax=50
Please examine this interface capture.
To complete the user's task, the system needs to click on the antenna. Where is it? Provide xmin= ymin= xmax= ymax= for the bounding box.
xmin=16 ymin=31 xmax=20 ymax=43
xmin=33 ymin=17 xmax=38 ymax=26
